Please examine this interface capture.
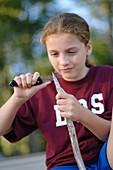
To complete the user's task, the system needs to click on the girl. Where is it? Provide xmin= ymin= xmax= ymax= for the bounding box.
xmin=0 ymin=13 xmax=113 ymax=169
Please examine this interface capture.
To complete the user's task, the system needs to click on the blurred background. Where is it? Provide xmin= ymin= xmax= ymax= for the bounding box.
xmin=0 ymin=0 xmax=113 ymax=159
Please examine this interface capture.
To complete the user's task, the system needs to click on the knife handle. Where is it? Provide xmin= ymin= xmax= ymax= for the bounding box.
xmin=9 ymin=77 xmax=43 ymax=87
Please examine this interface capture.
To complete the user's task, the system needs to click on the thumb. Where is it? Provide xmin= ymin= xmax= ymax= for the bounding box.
xmin=36 ymin=81 xmax=51 ymax=90
xmin=40 ymin=81 xmax=51 ymax=88
xmin=31 ymin=81 xmax=51 ymax=95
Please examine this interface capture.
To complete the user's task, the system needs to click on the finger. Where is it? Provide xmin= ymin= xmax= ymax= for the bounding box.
xmin=14 ymin=76 xmax=22 ymax=87
xmin=60 ymin=111 xmax=73 ymax=119
xmin=26 ymin=73 xmax=33 ymax=87
xmin=29 ymin=81 xmax=51 ymax=95
xmin=32 ymin=72 xmax=40 ymax=84
xmin=56 ymin=99 xmax=67 ymax=105
xmin=20 ymin=74 xmax=27 ymax=88
xmin=57 ymin=105 xmax=70 ymax=112
xmin=38 ymin=81 xmax=51 ymax=89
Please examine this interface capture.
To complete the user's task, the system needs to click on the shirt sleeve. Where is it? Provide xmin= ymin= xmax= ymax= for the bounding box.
xmin=4 ymin=100 xmax=38 ymax=143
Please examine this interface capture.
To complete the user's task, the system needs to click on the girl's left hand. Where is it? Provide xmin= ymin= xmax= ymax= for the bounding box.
xmin=56 ymin=89 xmax=84 ymax=122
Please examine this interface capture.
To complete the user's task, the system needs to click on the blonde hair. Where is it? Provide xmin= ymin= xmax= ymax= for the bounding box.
xmin=40 ymin=13 xmax=91 ymax=66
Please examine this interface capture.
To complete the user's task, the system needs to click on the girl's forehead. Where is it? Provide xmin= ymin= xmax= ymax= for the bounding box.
xmin=46 ymin=33 xmax=85 ymax=50
xmin=45 ymin=32 xmax=81 ymax=43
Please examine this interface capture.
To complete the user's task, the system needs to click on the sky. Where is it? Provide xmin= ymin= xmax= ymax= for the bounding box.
xmin=19 ymin=0 xmax=108 ymax=32
xmin=54 ymin=0 xmax=108 ymax=32
xmin=54 ymin=0 xmax=91 ymax=22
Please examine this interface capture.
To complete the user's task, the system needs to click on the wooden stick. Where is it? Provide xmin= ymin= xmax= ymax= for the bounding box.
xmin=52 ymin=73 xmax=86 ymax=170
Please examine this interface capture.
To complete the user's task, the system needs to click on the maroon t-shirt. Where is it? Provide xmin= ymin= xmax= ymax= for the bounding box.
xmin=4 ymin=65 xmax=113 ymax=169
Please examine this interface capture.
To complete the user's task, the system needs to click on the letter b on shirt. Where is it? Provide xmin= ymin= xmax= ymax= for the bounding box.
xmin=54 ymin=105 xmax=67 ymax=127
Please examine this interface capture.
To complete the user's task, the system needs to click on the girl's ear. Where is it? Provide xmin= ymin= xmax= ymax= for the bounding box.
xmin=86 ymin=40 xmax=92 ymax=56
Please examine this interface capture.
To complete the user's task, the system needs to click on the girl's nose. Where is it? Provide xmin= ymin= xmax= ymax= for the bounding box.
xmin=59 ymin=54 xmax=69 ymax=65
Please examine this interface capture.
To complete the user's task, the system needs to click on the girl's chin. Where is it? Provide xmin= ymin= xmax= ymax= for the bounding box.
xmin=62 ymin=74 xmax=77 ymax=81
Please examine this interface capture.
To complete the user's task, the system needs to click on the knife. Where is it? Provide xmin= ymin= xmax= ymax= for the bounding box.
xmin=9 ymin=73 xmax=60 ymax=87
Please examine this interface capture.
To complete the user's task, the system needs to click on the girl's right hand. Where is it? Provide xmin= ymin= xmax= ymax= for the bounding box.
xmin=13 ymin=72 xmax=50 ymax=101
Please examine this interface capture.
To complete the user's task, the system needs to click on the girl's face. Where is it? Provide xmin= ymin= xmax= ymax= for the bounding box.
xmin=46 ymin=32 xmax=92 ymax=81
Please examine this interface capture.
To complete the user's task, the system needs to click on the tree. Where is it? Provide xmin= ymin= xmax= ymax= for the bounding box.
xmin=0 ymin=0 xmax=55 ymax=157
xmin=77 ymin=0 xmax=113 ymax=63
xmin=0 ymin=0 xmax=66 ymax=157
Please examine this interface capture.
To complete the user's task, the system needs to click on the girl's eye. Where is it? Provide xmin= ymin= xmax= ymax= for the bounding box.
xmin=51 ymin=52 xmax=58 ymax=56
xmin=69 ymin=50 xmax=77 ymax=53
xmin=68 ymin=51 xmax=77 ymax=54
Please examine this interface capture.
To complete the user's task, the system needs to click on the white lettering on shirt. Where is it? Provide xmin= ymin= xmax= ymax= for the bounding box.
xmin=54 ymin=105 xmax=67 ymax=127
xmin=91 ymin=93 xmax=104 ymax=114
xmin=78 ymin=99 xmax=88 ymax=108
xmin=54 ymin=93 xmax=104 ymax=127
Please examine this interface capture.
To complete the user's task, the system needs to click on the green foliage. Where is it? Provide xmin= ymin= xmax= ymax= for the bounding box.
xmin=0 ymin=130 xmax=46 ymax=156
xmin=77 ymin=0 xmax=113 ymax=62
xmin=0 ymin=136 xmax=29 ymax=156
xmin=0 ymin=0 xmax=58 ymax=158
xmin=32 ymin=57 xmax=54 ymax=76
xmin=92 ymin=38 xmax=112 ymax=65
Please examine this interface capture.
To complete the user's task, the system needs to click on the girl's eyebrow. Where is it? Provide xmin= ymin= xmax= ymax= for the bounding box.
xmin=48 ymin=47 xmax=79 ymax=54
xmin=65 ymin=47 xmax=79 ymax=51
xmin=49 ymin=47 xmax=79 ymax=51
xmin=48 ymin=49 xmax=58 ymax=52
